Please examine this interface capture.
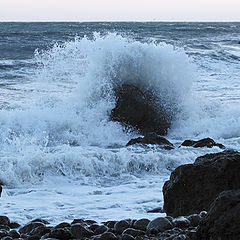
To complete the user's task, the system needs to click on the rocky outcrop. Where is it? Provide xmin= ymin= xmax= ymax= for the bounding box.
xmin=163 ymin=150 xmax=240 ymax=217
xmin=110 ymin=84 xmax=171 ymax=135
xmin=126 ymin=133 xmax=174 ymax=150
xmin=180 ymin=137 xmax=225 ymax=149
xmin=194 ymin=189 xmax=240 ymax=240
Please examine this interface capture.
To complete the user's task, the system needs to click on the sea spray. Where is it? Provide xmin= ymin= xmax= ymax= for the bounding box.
xmin=0 ymin=33 xmax=194 ymax=186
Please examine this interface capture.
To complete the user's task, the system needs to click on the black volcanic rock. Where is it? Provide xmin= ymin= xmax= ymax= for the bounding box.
xmin=180 ymin=137 xmax=225 ymax=149
xmin=110 ymin=84 xmax=171 ymax=135
xmin=126 ymin=133 xmax=174 ymax=149
xmin=194 ymin=189 xmax=240 ymax=240
xmin=163 ymin=150 xmax=240 ymax=217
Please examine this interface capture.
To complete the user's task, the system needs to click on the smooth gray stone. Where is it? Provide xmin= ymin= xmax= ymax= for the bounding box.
xmin=133 ymin=218 xmax=150 ymax=231
xmin=147 ymin=217 xmax=173 ymax=232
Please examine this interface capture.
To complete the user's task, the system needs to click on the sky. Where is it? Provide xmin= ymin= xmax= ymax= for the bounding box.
xmin=1 ymin=0 xmax=240 ymax=22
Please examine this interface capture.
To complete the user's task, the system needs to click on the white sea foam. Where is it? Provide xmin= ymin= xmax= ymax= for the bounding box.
xmin=0 ymin=32 xmax=239 ymax=224
xmin=0 ymin=33 xmax=194 ymax=186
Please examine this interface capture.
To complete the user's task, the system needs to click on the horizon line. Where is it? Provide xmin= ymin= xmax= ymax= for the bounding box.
xmin=0 ymin=20 xmax=240 ymax=23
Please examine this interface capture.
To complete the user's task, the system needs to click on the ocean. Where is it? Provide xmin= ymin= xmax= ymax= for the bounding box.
xmin=0 ymin=22 xmax=239 ymax=224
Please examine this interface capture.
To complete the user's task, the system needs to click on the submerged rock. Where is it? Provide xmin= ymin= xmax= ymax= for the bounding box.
xmin=180 ymin=137 xmax=225 ymax=149
xmin=163 ymin=150 xmax=240 ymax=217
xmin=126 ymin=132 xmax=174 ymax=149
xmin=110 ymin=84 xmax=171 ymax=135
xmin=195 ymin=189 xmax=240 ymax=240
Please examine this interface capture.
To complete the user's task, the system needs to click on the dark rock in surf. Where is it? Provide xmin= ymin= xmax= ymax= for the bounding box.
xmin=71 ymin=223 xmax=94 ymax=238
xmin=126 ymin=132 xmax=174 ymax=149
xmin=194 ymin=189 xmax=240 ymax=240
xmin=163 ymin=150 xmax=240 ymax=217
xmin=110 ymin=84 xmax=171 ymax=136
xmin=0 ymin=216 xmax=10 ymax=226
xmin=180 ymin=137 xmax=225 ymax=149
xmin=48 ymin=227 xmax=73 ymax=239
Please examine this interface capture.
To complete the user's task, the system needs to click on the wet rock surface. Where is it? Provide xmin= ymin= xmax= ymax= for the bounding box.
xmin=163 ymin=150 xmax=240 ymax=217
xmin=0 ymin=214 xmax=203 ymax=240
xmin=110 ymin=84 xmax=171 ymax=136
xmin=126 ymin=133 xmax=174 ymax=150
xmin=180 ymin=138 xmax=225 ymax=149
xmin=194 ymin=189 xmax=240 ymax=240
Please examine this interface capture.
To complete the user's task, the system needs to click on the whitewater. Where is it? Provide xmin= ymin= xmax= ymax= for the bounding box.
xmin=0 ymin=22 xmax=239 ymax=225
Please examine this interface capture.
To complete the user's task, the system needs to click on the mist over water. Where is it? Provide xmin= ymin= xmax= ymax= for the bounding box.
xmin=0 ymin=22 xmax=239 ymax=224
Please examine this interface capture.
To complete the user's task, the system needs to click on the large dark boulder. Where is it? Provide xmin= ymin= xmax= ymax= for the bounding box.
xmin=163 ymin=150 xmax=240 ymax=217
xmin=195 ymin=189 xmax=240 ymax=240
xmin=110 ymin=84 xmax=171 ymax=135
xmin=180 ymin=138 xmax=225 ymax=149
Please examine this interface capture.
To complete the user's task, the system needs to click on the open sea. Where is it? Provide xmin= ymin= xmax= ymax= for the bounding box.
xmin=0 ymin=22 xmax=240 ymax=224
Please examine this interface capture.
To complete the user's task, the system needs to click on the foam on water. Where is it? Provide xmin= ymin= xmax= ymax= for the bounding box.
xmin=0 ymin=33 xmax=194 ymax=186
xmin=0 ymin=31 xmax=239 ymax=224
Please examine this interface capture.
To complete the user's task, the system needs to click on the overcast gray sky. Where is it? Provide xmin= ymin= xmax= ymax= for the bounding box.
xmin=1 ymin=0 xmax=240 ymax=22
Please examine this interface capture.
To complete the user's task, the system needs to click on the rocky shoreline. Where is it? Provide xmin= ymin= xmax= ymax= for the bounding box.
xmin=0 ymin=211 xmax=205 ymax=240
xmin=1 ymin=145 xmax=239 ymax=240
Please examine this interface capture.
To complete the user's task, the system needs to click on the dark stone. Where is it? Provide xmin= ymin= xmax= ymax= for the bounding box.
xmin=121 ymin=234 xmax=135 ymax=240
xmin=133 ymin=218 xmax=150 ymax=231
xmin=30 ymin=225 xmax=50 ymax=236
xmin=70 ymin=223 xmax=94 ymax=238
xmin=48 ymin=227 xmax=73 ymax=239
xmin=110 ymin=84 xmax=171 ymax=136
xmin=180 ymin=138 xmax=225 ymax=149
xmin=172 ymin=234 xmax=188 ymax=240
xmin=199 ymin=211 xmax=207 ymax=219
xmin=122 ymin=228 xmax=145 ymax=237
xmin=100 ymin=232 xmax=117 ymax=240
xmin=127 ymin=133 xmax=174 ymax=150
xmin=147 ymin=217 xmax=173 ymax=232
xmin=94 ymin=225 xmax=108 ymax=235
xmin=54 ymin=222 xmax=71 ymax=229
xmin=163 ymin=150 xmax=240 ymax=217
xmin=147 ymin=207 xmax=164 ymax=213
xmin=103 ymin=221 xmax=117 ymax=228
xmin=89 ymin=223 xmax=100 ymax=232
xmin=186 ymin=214 xmax=201 ymax=227
xmin=195 ymin=189 xmax=240 ymax=240
xmin=26 ymin=235 xmax=41 ymax=240
xmin=0 ymin=216 xmax=10 ymax=225
xmin=9 ymin=222 xmax=21 ymax=229
xmin=0 ymin=224 xmax=10 ymax=231
xmin=30 ymin=219 xmax=49 ymax=225
xmin=9 ymin=230 xmax=21 ymax=239
xmin=172 ymin=217 xmax=190 ymax=228
xmin=146 ymin=227 xmax=158 ymax=236
xmin=84 ymin=219 xmax=97 ymax=225
xmin=71 ymin=219 xmax=84 ymax=225
xmin=114 ymin=220 xmax=130 ymax=234
xmin=0 ymin=230 xmax=9 ymax=238
xmin=0 ymin=185 xmax=2 ymax=197
xmin=1 ymin=237 xmax=13 ymax=240
xmin=19 ymin=222 xmax=45 ymax=235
